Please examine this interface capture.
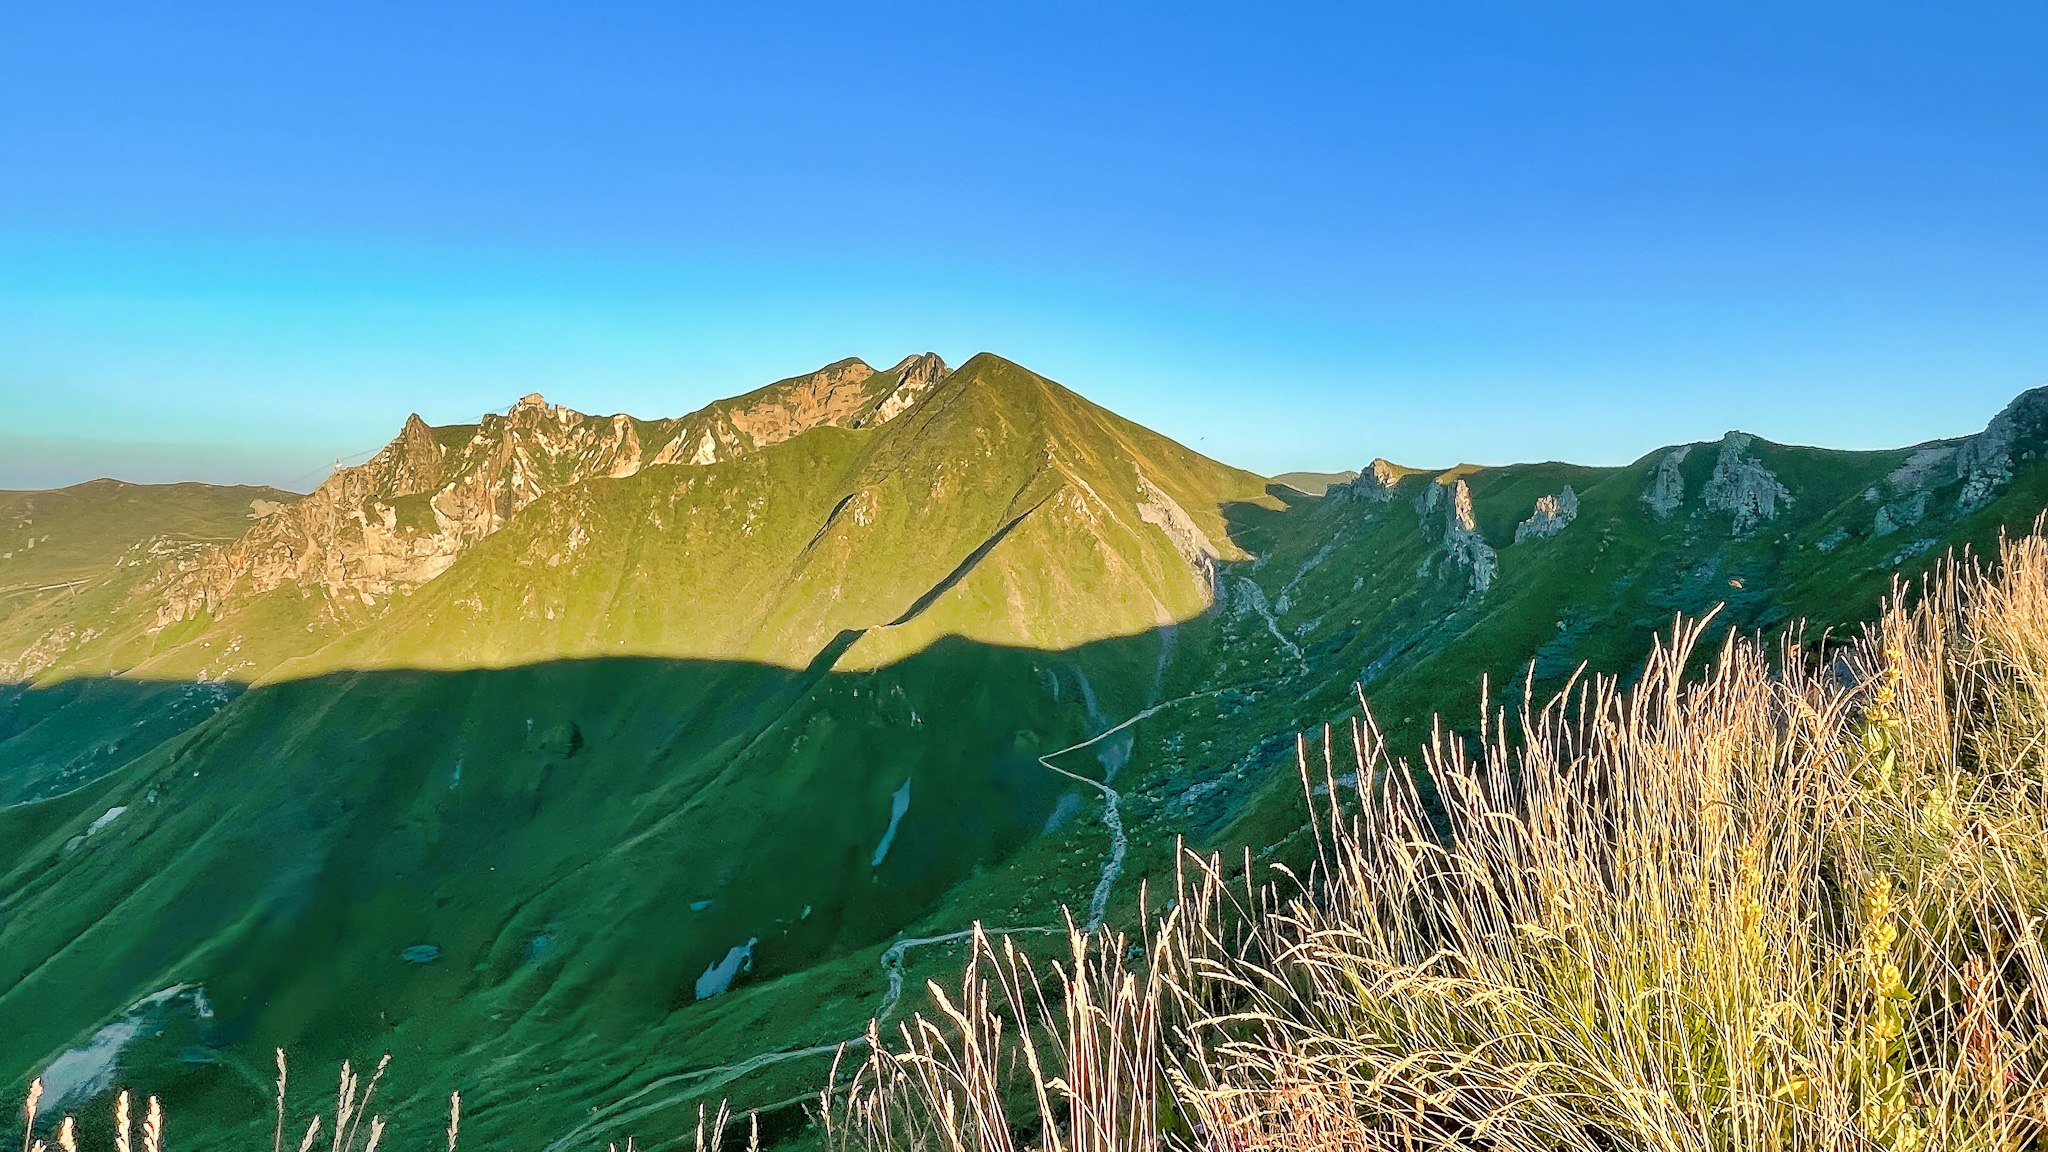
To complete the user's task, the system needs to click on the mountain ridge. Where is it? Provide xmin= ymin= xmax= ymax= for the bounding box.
xmin=6 ymin=360 xmax=2048 ymax=1152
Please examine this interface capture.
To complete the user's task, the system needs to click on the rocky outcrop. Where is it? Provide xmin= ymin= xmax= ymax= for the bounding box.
xmin=1427 ymin=477 xmax=1496 ymax=596
xmin=149 ymin=355 xmax=953 ymax=628
xmin=1339 ymin=458 xmax=1405 ymax=503
xmin=867 ymin=353 xmax=952 ymax=426
xmin=1514 ymin=486 xmax=1579 ymax=543
xmin=154 ymin=396 xmax=654 ymax=621
xmin=1416 ymin=475 xmax=1446 ymax=520
xmin=1643 ymin=446 xmax=1691 ymax=518
xmin=1873 ymin=491 xmax=1930 ymax=537
xmin=1702 ymin=432 xmax=1791 ymax=533
xmin=1136 ymin=472 xmax=1221 ymax=591
xmin=724 ymin=358 xmax=883 ymax=448
xmin=1955 ymin=386 xmax=2048 ymax=513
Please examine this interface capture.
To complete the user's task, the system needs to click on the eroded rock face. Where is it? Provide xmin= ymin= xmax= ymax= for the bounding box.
xmin=1888 ymin=446 xmax=1956 ymax=492
xmin=1643 ymin=445 xmax=1691 ymax=518
xmin=725 ymin=358 xmax=882 ymax=447
xmin=1136 ymin=471 xmax=1222 ymax=591
xmin=1341 ymin=458 xmax=1405 ymax=502
xmin=868 ymin=353 xmax=953 ymax=426
xmin=154 ymin=400 xmax=653 ymax=622
xmin=150 ymin=355 xmax=954 ymax=628
xmin=1955 ymin=386 xmax=2048 ymax=513
xmin=1702 ymin=432 xmax=1792 ymax=533
xmin=1874 ymin=491 xmax=1930 ymax=536
xmin=1515 ymin=486 xmax=1579 ymax=543
xmin=1438 ymin=478 xmax=1497 ymax=596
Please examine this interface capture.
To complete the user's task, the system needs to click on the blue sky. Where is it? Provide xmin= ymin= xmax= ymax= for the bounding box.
xmin=3 ymin=2 xmax=2044 ymax=489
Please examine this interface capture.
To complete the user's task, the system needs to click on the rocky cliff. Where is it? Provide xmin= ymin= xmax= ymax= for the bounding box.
xmin=151 ymin=355 xmax=951 ymax=627
xmin=1514 ymin=486 xmax=1579 ymax=543
xmin=1702 ymin=432 xmax=1793 ymax=533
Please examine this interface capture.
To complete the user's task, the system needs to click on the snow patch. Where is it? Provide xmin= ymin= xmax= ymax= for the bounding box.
xmin=871 ymin=779 xmax=912 ymax=867
xmin=40 ymin=986 xmax=201 ymax=1112
xmin=695 ymin=938 xmax=757 ymax=999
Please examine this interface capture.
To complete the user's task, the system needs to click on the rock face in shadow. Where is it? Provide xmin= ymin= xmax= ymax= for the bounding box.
xmin=1956 ymin=387 xmax=2048 ymax=513
xmin=1643 ymin=444 xmax=1691 ymax=518
xmin=1412 ymin=475 xmax=1497 ymax=596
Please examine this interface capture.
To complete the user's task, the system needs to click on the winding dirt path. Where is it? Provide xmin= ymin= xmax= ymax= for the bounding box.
xmin=1035 ymin=687 xmax=1221 ymax=928
xmin=546 ymin=688 xmax=1222 ymax=1151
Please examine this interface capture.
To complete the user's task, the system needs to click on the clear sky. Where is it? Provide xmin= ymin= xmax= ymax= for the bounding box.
xmin=3 ymin=2 xmax=2045 ymax=490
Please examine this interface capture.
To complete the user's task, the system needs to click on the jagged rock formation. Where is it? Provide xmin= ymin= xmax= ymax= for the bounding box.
xmin=1702 ymin=432 xmax=1792 ymax=533
xmin=152 ymin=355 xmax=951 ymax=626
xmin=155 ymin=398 xmax=647 ymax=621
xmin=1955 ymin=386 xmax=2048 ymax=512
xmin=1644 ymin=445 xmax=1691 ymax=518
xmin=866 ymin=353 xmax=952 ymax=426
xmin=1514 ymin=486 xmax=1579 ymax=543
xmin=1338 ymin=458 xmax=1405 ymax=502
xmin=647 ymin=356 xmax=944 ymax=467
xmin=1426 ymin=477 xmax=1496 ymax=595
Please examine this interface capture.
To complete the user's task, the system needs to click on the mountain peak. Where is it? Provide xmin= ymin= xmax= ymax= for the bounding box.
xmin=888 ymin=351 xmax=949 ymax=380
xmin=865 ymin=353 xmax=952 ymax=424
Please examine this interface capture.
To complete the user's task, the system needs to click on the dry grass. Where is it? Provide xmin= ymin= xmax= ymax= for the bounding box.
xmin=7 ymin=1047 xmax=784 ymax=1152
xmin=831 ymin=534 xmax=2048 ymax=1152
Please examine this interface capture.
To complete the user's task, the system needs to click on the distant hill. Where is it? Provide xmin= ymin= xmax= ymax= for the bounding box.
xmin=5 ymin=356 xmax=2047 ymax=1151
xmin=1271 ymin=469 xmax=1358 ymax=495
xmin=0 ymin=478 xmax=297 ymax=604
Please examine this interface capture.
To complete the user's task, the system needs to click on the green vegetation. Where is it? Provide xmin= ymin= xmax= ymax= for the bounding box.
xmin=841 ymin=535 xmax=2048 ymax=1152
xmin=1269 ymin=469 xmax=1358 ymax=496
xmin=2 ymin=355 xmax=2045 ymax=1150
xmin=0 ymin=479 xmax=295 ymax=602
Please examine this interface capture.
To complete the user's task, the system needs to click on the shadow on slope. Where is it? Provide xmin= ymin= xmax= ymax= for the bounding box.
xmin=0 ymin=624 xmax=1188 ymax=1152
xmin=12 ymin=431 xmax=2048 ymax=1152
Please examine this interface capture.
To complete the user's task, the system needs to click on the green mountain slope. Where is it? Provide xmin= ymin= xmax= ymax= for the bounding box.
xmin=0 ymin=354 xmax=1277 ymax=1150
xmin=0 ymin=480 xmax=297 ymax=806
xmin=1270 ymin=469 xmax=1358 ymax=496
xmin=0 ymin=479 xmax=297 ymax=654
xmin=4 ymin=361 xmax=2047 ymax=1152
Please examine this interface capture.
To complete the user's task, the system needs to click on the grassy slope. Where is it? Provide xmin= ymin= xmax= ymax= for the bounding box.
xmin=0 ymin=481 xmax=298 ymax=805
xmin=0 ymin=480 xmax=295 ymax=599
xmin=1270 ymin=470 xmax=1358 ymax=496
xmin=5 ymin=372 xmax=2047 ymax=1151
xmin=0 ymin=355 xmax=1277 ymax=1150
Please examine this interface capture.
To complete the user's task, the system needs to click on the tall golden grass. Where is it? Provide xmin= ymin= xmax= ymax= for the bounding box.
xmin=830 ymin=535 xmax=2048 ymax=1152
